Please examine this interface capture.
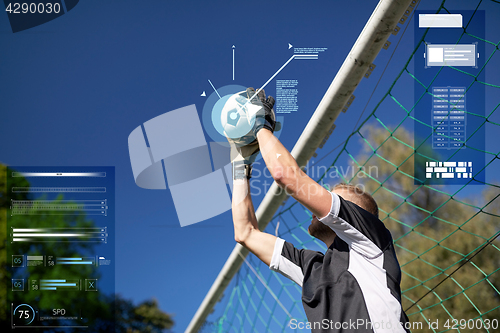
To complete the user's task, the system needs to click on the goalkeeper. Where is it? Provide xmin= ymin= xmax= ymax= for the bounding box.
xmin=228 ymin=88 xmax=410 ymax=333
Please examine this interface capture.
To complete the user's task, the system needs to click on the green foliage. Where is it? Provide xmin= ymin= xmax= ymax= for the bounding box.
xmin=352 ymin=126 xmax=500 ymax=332
xmin=0 ymin=164 xmax=8 ymax=323
xmin=114 ymin=296 xmax=174 ymax=333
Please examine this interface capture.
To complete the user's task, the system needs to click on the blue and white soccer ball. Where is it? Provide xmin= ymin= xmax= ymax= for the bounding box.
xmin=220 ymin=90 xmax=260 ymax=145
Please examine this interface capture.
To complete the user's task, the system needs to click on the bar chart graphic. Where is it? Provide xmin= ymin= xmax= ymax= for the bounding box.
xmin=39 ymin=279 xmax=80 ymax=291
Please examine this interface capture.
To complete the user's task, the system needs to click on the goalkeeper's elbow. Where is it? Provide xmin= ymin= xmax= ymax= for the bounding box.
xmin=234 ymin=224 xmax=256 ymax=246
xmin=269 ymin=164 xmax=300 ymax=190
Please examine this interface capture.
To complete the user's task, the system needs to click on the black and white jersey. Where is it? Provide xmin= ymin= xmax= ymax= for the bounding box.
xmin=270 ymin=192 xmax=410 ymax=333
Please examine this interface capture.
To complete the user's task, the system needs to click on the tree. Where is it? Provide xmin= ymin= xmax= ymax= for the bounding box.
xmin=350 ymin=125 xmax=499 ymax=331
xmin=0 ymin=164 xmax=30 ymax=324
xmin=114 ymin=295 xmax=174 ymax=333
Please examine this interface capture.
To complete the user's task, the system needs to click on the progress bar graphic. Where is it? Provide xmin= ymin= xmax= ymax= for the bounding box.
xmin=11 ymin=199 xmax=108 ymax=216
xmin=12 ymin=172 xmax=106 ymax=177
xmin=11 ymin=227 xmax=108 ymax=243
xmin=12 ymin=187 xmax=106 ymax=193
xmin=57 ymin=257 xmax=96 ymax=266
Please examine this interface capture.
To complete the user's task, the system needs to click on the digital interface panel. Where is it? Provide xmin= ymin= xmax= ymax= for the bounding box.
xmin=414 ymin=11 xmax=485 ymax=185
xmin=426 ymin=44 xmax=477 ymax=67
xmin=431 ymin=86 xmax=466 ymax=150
xmin=6 ymin=167 xmax=115 ymax=330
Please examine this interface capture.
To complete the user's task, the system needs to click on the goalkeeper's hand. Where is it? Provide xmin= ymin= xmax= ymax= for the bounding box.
xmin=228 ymin=139 xmax=259 ymax=165
xmin=245 ymin=87 xmax=280 ymax=135
xmin=227 ymin=138 xmax=259 ymax=180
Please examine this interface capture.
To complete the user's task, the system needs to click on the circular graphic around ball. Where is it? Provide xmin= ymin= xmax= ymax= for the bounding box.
xmin=202 ymin=84 xmax=283 ymax=148
xmin=203 ymin=85 xmax=247 ymax=145
xmin=211 ymin=94 xmax=232 ymax=137
xmin=220 ymin=90 xmax=259 ymax=145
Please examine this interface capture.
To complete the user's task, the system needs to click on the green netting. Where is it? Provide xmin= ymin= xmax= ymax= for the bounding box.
xmin=202 ymin=0 xmax=500 ymax=332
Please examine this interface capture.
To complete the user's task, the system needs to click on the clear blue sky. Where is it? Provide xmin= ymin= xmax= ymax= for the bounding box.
xmin=1 ymin=0 xmax=498 ymax=331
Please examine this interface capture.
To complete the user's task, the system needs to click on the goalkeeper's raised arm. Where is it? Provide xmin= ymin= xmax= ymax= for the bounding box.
xmin=226 ymin=88 xmax=280 ymax=266
xmin=227 ymin=86 xmax=334 ymax=261
xmin=226 ymin=87 xmax=410 ymax=333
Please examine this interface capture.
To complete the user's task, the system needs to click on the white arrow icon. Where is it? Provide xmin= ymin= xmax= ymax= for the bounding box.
xmin=288 ymin=43 xmax=293 ymax=49
xmin=201 ymin=91 xmax=206 ymax=97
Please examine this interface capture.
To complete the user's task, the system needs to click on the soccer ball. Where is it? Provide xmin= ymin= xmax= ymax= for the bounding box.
xmin=220 ymin=90 xmax=260 ymax=145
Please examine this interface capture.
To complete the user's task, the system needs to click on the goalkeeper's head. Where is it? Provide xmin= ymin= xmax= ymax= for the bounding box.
xmin=331 ymin=183 xmax=379 ymax=217
xmin=308 ymin=183 xmax=379 ymax=244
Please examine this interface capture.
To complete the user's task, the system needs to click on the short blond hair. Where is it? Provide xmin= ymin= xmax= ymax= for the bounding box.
xmin=333 ymin=183 xmax=379 ymax=218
